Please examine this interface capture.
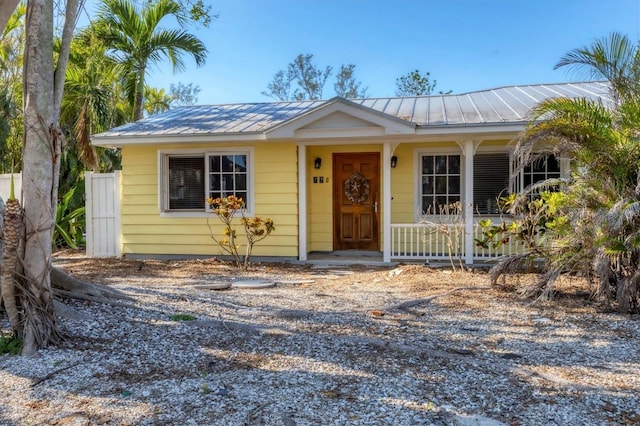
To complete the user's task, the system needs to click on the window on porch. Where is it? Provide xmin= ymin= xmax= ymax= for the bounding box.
xmin=474 ymin=153 xmax=509 ymax=214
xmin=417 ymin=152 xmax=562 ymax=217
xmin=511 ymin=154 xmax=561 ymax=197
xmin=420 ymin=155 xmax=460 ymax=214
xmin=472 ymin=153 xmax=561 ymax=215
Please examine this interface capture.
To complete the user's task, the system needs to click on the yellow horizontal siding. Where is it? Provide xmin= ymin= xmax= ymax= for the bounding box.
xmin=391 ymin=143 xmax=416 ymax=223
xmin=255 ymin=172 xmax=299 ymax=184
xmin=123 ymin=243 xmax=297 ymax=257
xmin=122 ymin=216 xmax=202 ymax=226
xmin=255 ymin=194 xmax=297 ymax=206
xmin=123 ymin=232 xmax=298 ymax=246
xmin=120 ymin=212 xmax=297 ymax=226
xmin=118 ymin=137 xmax=513 ymax=257
xmin=122 ymin=223 xmax=297 ymax=236
xmin=120 ymin=142 xmax=299 ymax=256
xmin=123 ymin=172 xmax=158 ymax=186
xmin=123 ymin=164 xmax=157 ymax=175
xmin=477 ymin=140 xmax=511 ymax=151
xmin=255 ymin=161 xmax=297 ymax=173
xmin=255 ymin=182 xmax=298 ymax=193
xmin=122 ymin=184 xmax=158 ymax=200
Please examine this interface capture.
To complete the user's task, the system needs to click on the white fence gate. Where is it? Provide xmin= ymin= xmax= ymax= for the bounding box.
xmin=85 ymin=171 xmax=121 ymax=257
xmin=1 ymin=172 xmax=120 ymax=258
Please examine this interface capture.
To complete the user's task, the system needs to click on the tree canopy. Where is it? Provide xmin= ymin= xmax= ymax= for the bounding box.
xmin=93 ymin=0 xmax=207 ymax=121
xmin=263 ymin=54 xmax=368 ymax=101
xmin=395 ymin=69 xmax=451 ymax=96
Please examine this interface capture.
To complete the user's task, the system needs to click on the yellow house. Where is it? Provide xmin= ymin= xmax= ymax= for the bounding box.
xmin=91 ymin=81 xmax=609 ymax=264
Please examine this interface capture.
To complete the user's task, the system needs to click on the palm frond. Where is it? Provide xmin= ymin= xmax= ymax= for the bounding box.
xmin=554 ymin=32 xmax=640 ymax=100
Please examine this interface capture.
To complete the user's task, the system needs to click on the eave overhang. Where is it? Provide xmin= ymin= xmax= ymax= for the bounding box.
xmin=91 ymin=121 xmax=528 ymax=148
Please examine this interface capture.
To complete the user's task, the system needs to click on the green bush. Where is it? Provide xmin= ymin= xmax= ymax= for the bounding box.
xmin=0 ymin=333 xmax=22 ymax=355
xmin=53 ymin=186 xmax=86 ymax=250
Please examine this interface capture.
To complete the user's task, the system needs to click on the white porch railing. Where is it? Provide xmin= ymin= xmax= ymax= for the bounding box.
xmin=390 ymin=220 xmax=526 ymax=262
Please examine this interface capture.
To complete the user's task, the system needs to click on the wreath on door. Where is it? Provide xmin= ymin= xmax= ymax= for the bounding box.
xmin=344 ymin=172 xmax=370 ymax=203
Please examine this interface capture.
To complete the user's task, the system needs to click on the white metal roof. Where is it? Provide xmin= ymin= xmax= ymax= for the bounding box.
xmin=92 ymin=81 xmax=610 ymax=142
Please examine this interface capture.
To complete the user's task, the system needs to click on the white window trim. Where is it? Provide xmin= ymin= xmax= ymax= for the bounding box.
xmin=414 ymin=147 xmax=465 ymax=222
xmin=158 ymin=147 xmax=255 ymax=218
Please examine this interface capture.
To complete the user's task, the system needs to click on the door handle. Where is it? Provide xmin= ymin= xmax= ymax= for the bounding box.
xmin=374 ymin=201 xmax=378 ymax=213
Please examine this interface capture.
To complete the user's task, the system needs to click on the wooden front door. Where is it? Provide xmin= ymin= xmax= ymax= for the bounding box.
xmin=333 ymin=152 xmax=380 ymax=251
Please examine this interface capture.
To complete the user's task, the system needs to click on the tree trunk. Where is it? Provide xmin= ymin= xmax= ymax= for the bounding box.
xmin=15 ymin=0 xmax=82 ymax=356
xmin=133 ymin=65 xmax=146 ymax=121
xmin=21 ymin=0 xmax=60 ymax=356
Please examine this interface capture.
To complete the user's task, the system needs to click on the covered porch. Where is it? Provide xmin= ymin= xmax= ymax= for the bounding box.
xmin=297 ymin=138 xmax=530 ymax=265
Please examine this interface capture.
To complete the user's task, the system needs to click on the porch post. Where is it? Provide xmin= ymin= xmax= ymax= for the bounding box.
xmin=298 ymin=144 xmax=307 ymax=261
xmin=383 ymin=142 xmax=391 ymax=263
xmin=463 ymin=140 xmax=475 ymax=265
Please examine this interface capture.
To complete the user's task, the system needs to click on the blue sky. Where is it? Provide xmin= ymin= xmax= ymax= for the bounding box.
xmin=90 ymin=0 xmax=640 ymax=104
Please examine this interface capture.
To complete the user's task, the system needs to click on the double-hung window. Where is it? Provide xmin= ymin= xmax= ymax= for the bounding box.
xmin=523 ymin=155 xmax=561 ymax=189
xmin=207 ymin=154 xmax=248 ymax=203
xmin=420 ymin=154 xmax=461 ymax=214
xmin=511 ymin=154 xmax=561 ymax=197
xmin=162 ymin=151 xmax=252 ymax=214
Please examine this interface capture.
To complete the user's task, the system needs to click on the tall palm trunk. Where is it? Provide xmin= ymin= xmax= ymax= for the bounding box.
xmin=132 ymin=65 xmax=146 ymax=121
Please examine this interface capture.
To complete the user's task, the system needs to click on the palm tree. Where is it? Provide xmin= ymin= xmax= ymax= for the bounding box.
xmin=61 ymin=33 xmax=124 ymax=170
xmin=555 ymin=32 xmax=640 ymax=101
xmin=144 ymin=86 xmax=172 ymax=115
xmin=94 ymin=0 xmax=207 ymax=121
xmin=497 ymin=33 xmax=640 ymax=312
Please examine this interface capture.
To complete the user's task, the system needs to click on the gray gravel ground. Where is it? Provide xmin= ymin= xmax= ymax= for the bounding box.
xmin=1 ymin=264 xmax=639 ymax=425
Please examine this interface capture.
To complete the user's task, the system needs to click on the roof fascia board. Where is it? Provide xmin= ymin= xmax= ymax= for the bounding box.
xmin=415 ymin=123 xmax=526 ymax=135
xmin=266 ymin=97 xmax=415 ymax=138
xmin=91 ymin=132 xmax=268 ymax=147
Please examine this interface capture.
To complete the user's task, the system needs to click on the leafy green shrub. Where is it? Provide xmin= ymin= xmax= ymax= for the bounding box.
xmin=206 ymin=195 xmax=275 ymax=270
xmin=0 ymin=333 xmax=22 ymax=355
xmin=53 ymin=186 xmax=86 ymax=250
